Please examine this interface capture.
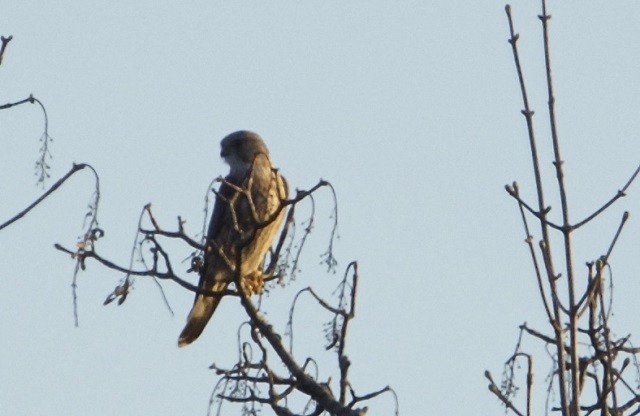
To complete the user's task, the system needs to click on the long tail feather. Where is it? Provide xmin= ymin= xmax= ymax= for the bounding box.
xmin=178 ymin=282 xmax=227 ymax=347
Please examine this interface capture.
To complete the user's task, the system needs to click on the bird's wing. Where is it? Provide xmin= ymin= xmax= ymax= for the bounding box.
xmin=178 ymin=176 xmax=241 ymax=347
xmin=207 ymin=175 xmax=239 ymax=241
xmin=236 ymin=154 xmax=289 ymax=272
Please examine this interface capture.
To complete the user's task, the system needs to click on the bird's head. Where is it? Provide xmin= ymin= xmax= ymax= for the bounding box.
xmin=220 ymin=130 xmax=270 ymax=176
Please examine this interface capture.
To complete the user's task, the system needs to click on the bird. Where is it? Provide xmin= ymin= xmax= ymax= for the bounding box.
xmin=178 ymin=130 xmax=288 ymax=347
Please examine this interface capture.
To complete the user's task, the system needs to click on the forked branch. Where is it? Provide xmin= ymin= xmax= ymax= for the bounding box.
xmin=493 ymin=3 xmax=640 ymax=416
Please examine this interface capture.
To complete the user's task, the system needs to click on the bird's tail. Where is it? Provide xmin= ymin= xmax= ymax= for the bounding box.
xmin=178 ymin=281 xmax=227 ymax=347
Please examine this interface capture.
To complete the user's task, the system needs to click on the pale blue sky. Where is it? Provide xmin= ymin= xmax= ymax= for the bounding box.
xmin=2 ymin=2 xmax=640 ymax=415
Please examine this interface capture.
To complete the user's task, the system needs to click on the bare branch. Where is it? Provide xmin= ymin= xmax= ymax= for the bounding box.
xmin=504 ymin=9 xmax=570 ymax=410
xmin=510 ymin=182 xmax=553 ymax=322
xmin=32 ymin=97 xmax=53 ymax=186
xmin=0 ymin=35 xmax=12 ymax=66
xmin=505 ymin=183 xmax=561 ymax=231
xmin=0 ymin=163 xmax=93 ymax=231
xmin=54 ymin=243 xmax=239 ymax=299
xmin=237 ymin=278 xmax=366 ymax=416
xmin=571 ymin=164 xmax=640 ymax=230
xmin=486 ymin=370 xmax=526 ymax=416
xmin=0 ymin=95 xmax=32 ymax=110
xmin=497 ymin=3 xmax=640 ymax=416
xmin=139 ymin=227 xmax=204 ymax=251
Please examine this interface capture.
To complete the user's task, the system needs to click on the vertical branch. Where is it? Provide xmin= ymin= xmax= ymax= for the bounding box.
xmin=33 ymin=97 xmax=53 ymax=186
xmin=593 ymin=212 xmax=628 ymax=411
xmin=512 ymin=182 xmax=553 ymax=322
xmin=500 ymin=4 xmax=640 ymax=416
xmin=201 ymin=177 xmax=219 ymax=243
xmin=505 ymin=5 xmax=569 ymax=414
xmin=0 ymin=35 xmax=12 ymax=66
xmin=525 ymin=354 xmax=533 ymax=416
xmin=596 ymin=260 xmax=618 ymax=410
xmin=538 ymin=1 xmax=579 ymax=413
xmin=338 ymin=261 xmax=358 ymax=406
xmin=72 ymin=164 xmax=101 ymax=325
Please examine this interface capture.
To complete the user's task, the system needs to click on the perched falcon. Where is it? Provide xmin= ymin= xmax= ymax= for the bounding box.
xmin=178 ymin=131 xmax=288 ymax=347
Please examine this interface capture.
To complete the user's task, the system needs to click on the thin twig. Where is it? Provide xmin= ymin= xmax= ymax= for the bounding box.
xmin=237 ymin=273 xmax=366 ymax=416
xmin=0 ymin=95 xmax=32 ymax=110
xmin=32 ymin=97 xmax=52 ymax=186
xmin=71 ymin=164 xmax=101 ymax=325
xmin=0 ymin=163 xmax=90 ymax=231
xmin=0 ymin=35 xmax=12 ymax=66
xmin=505 ymin=184 xmax=561 ymax=231
xmin=571 ymin=164 xmax=640 ymax=230
xmin=139 ymin=228 xmax=204 ymax=250
xmin=338 ymin=262 xmax=358 ymax=405
xmin=486 ymin=370 xmax=526 ymax=416
xmin=511 ymin=182 xmax=553 ymax=322
xmin=505 ymin=4 xmax=569 ymax=412
xmin=538 ymin=1 xmax=579 ymax=410
xmin=54 ymin=243 xmax=239 ymax=298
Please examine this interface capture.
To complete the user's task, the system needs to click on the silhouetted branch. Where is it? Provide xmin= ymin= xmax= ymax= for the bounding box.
xmin=54 ymin=243 xmax=239 ymax=300
xmin=348 ymin=385 xmax=396 ymax=411
xmin=537 ymin=2 xmax=579 ymax=408
xmin=0 ymin=35 xmax=12 ymax=66
xmin=571 ymin=165 xmax=640 ymax=230
xmin=505 ymin=183 xmax=561 ymax=231
xmin=510 ymin=182 xmax=553 ymax=322
xmin=486 ymin=370 xmax=525 ymax=416
xmin=51 ymin=156 xmax=386 ymax=414
xmin=0 ymin=95 xmax=32 ymax=110
xmin=0 ymin=163 xmax=93 ymax=232
xmin=494 ymin=3 xmax=640 ymax=416
xmin=32 ymin=97 xmax=53 ymax=185
xmin=505 ymin=5 xmax=570 ymax=411
xmin=70 ymin=164 xmax=101 ymax=325
xmin=321 ymin=182 xmax=339 ymax=272
xmin=265 ymin=203 xmax=295 ymax=277
xmin=0 ymin=93 xmax=54 ymax=185
xmin=237 ymin=287 xmax=367 ymax=416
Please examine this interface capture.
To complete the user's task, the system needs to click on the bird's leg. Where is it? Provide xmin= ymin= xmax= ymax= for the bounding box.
xmin=241 ymin=270 xmax=265 ymax=295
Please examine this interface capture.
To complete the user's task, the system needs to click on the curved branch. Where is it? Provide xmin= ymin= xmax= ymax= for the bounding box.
xmin=571 ymin=165 xmax=640 ymax=230
xmin=139 ymin=228 xmax=205 ymax=251
xmin=238 ymin=285 xmax=365 ymax=416
xmin=0 ymin=163 xmax=90 ymax=231
xmin=53 ymin=244 xmax=238 ymax=298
